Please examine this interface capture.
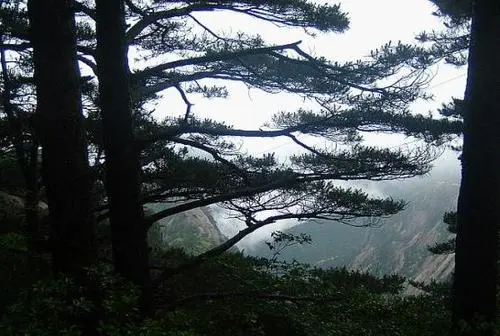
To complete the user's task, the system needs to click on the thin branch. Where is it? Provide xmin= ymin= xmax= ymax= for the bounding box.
xmin=72 ymin=0 xmax=96 ymax=19
xmin=138 ymin=71 xmax=238 ymax=96
xmin=76 ymin=45 xmax=96 ymax=57
xmin=94 ymin=187 xmax=214 ymax=219
xmin=138 ymin=125 xmax=300 ymax=148
xmin=188 ymin=13 xmax=223 ymax=40
xmin=134 ymin=41 xmax=301 ymax=79
xmin=124 ymin=0 xmax=147 ymax=15
xmin=171 ymin=136 xmax=249 ymax=183
xmin=126 ymin=4 xmax=228 ymax=41
xmin=287 ymin=133 xmax=329 ymax=159
xmin=77 ymin=55 xmax=97 ymax=74
xmin=173 ymin=84 xmax=193 ymax=126
xmin=143 ymin=177 xmax=300 ymax=227
xmin=290 ymin=45 xmax=388 ymax=95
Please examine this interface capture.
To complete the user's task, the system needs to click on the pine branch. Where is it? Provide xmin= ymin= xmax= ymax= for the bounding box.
xmin=143 ymin=177 xmax=300 ymax=227
xmin=151 ymin=204 xmax=388 ymax=285
xmin=138 ymin=125 xmax=300 ymax=148
xmin=134 ymin=41 xmax=302 ymax=79
xmin=127 ymin=3 xmax=235 ymax=41
xmin=171 ymin=136 xmax=249 ymax=183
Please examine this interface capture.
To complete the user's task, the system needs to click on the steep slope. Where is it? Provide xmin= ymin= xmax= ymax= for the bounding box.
xmin=347 ymin=177 xmax=457 ymax=280
xmin=245 ymin=154 xmax=460 ymax=282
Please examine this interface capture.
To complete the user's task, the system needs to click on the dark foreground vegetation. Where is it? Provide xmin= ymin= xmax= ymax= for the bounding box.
xmin=1 ymin=227 xmax=453 ymax=336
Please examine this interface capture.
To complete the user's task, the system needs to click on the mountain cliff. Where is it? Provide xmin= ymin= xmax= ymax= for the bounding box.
xmin=244 ymin=154 xmax=460 ymax=283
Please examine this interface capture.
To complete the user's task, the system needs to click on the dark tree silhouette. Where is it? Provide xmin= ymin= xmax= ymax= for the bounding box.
xmin=27 ymin=0 xmax=94 ymax=276
xmin=95 ymin=0 xmax=151 ymax=298
xmin=452 ymin=1 xmax=499 ymax=334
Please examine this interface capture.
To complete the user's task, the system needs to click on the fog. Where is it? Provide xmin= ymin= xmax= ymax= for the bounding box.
xmin=209 ymin=147 xmax=461 ymax=253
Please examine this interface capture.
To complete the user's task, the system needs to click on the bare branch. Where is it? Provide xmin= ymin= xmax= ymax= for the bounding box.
xmin=138 ymin=124 xmax=299 ymax=148
xmin=287 ymin=133 xmax=328 ymax=158
xmin=143 ymin=178 xmax=299 ymax=227
xmin=78 ymin=55 xmax=97 ymax=74
xmin=76 ymin=45 xmax=96 ymax=57
xmin=188 ymin=13 xmax=223 ymax=40
xmin=72 ymin=0 xmax=96 ymax=19
xmin=289 ymin=45 xmax=388 ymax=95
xmin=0 ymin=42 xmax=30 ymax=51
xmin=137 ymin=71 xmax=239 ymax=96
xmin=124 ymin=0 xmax=147 ymax=16
xmin=126 ymin=4 xmax=234 ymax=41
xmin=174 ymin=84 xmax=193 ymax=126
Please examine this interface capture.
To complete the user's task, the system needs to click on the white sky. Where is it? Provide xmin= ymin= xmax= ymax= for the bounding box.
xmin=131 ymin=0 xmax=468 ymax=247
xmin=138 ymin=0 xmax=468 ymax=246
xmin=148 ymin=0 xmax=467 ymax=157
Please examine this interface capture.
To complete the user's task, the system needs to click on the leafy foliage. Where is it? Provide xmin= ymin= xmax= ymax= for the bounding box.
xmin=0 ymin=239 xmax=453 ymax=335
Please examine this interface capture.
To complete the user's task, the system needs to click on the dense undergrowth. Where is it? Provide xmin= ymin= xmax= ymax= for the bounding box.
xmin=0 ymin=229 xmax=453 ymax=336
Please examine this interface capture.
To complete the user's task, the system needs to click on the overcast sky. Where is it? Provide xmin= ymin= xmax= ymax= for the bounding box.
xmin=142 ymin=0 xmax=467 ymax=246
xmin=149 ymin=0 xmax=466 ymax=159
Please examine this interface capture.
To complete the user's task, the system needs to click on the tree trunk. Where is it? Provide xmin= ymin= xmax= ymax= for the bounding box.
xmin=453 ymin=0 xmax=500 ymax=334
xmin=27 ymin=0 xmax=94 ymax=276
xmin=95 ymin=0 xmax=151 ymax=297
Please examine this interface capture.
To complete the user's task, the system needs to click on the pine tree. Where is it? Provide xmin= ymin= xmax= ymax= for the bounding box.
xmin=422 ymin=1 xmax=499 ymax=333
xmin=2 ymin=0 xmax=462 ymax=289
xmin=95 ymin=0 xmax=151 ymax=303
xmin=26 ymin=0 xmax=95 ymax=276
xmin=452 ymin=1 xmax=499 ymax=333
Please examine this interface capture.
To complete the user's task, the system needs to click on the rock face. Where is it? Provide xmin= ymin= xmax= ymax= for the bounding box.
xmin=345 ymin=178 xmax=457 ymax=281
xmin=146 ymin=203 xmax=226 ymax=255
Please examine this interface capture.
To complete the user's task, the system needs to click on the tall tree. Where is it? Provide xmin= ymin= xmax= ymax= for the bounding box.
xmin=27 ymin=0 xmax=94 ymax=275
xmin=7 ymin=0 xmax=462 ymax=288
xmin=422 ymin=1 xmax=499 ymax=333
xmin=452 ymin=0 xmax=499 ymax=333
xmin=95 ymin=0 xmax=151 ymax=295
